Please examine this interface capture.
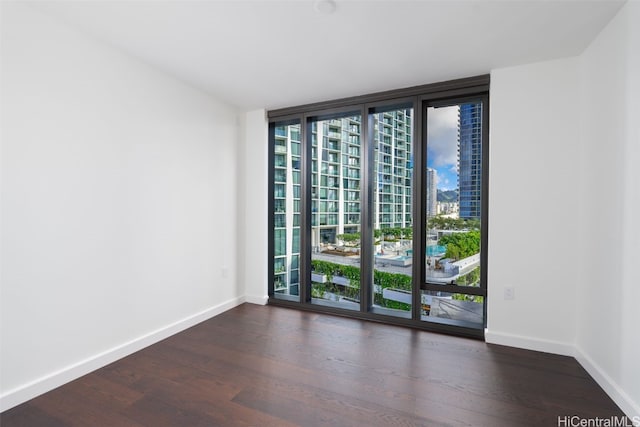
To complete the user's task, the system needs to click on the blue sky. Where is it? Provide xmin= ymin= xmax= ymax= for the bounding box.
xmin=426 ymin=105 xmax=459 ymax=191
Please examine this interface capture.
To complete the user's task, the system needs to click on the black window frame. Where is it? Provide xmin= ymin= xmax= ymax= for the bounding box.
xmin=267 ymin=75 xmax=489 ymax=339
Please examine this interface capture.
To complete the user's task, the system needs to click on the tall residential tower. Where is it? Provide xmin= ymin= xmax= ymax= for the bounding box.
xmin=457 ymin=103 xmax=483 ymax=220
xmin=273 ymin=110 xmax=413 ymax=296
xmin=426 ymin=167 xmax=437 ymax=217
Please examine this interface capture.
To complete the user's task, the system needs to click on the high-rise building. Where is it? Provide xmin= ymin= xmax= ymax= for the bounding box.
xmin=372 ymin=110 xmax=413 ymax=231
xmin=310 ymin=111 xmax=413 ymax=247
xmin=273 ymin=109 xmax=413 ymax=295
xmin=458 ymin=103 xmax=483 ymax=219
xmin=426 ymin=168 xmax=437 ymax=217
xmin=273 ymin=124 xmax=301 ymax=295
xmin=311 ymin=116 xmax=362 ymax=247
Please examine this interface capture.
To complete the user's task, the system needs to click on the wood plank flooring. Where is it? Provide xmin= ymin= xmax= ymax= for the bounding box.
xmin=1 ymin=303 xmax=627 ymax=426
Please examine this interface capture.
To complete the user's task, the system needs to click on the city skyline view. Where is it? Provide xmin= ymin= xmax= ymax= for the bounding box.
xmin=272 ymin=101 xmax=484 ymax=326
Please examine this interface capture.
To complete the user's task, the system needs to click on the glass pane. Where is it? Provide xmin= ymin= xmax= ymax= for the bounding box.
xmin=311 ymin=115 xmax=361 ymax=310
xmin=426 ymin=103 xmax=482 ymax=289
xmin=372 ymin=108 xmax=413 ymax=317
xmin=421 ymin=291 xmax=484 ymax=329
xmin=272 ymin=123 xmax=301 ymax=300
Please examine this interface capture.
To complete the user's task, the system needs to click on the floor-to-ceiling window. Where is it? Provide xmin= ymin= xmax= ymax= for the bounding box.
xmin=268 ymin=76 xmax=488 ymax=338
xmin=422 ymin=98 xmax=487 ymax=331
xmin=309 ymin=113 xmax=363 ymax=310
xmin=370 ymin=105 xmax=414 ymax=318
xmin=270 ymin=120 xmax=302 ymax=302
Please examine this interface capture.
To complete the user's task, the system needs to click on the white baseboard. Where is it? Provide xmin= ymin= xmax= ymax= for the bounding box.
xmin=244 ymin=294 xmax=268 ymax=305
xmin=485 ymin=329 xmax=575 ymax=356
xmin=0 ymin=295 xmax=245 ymax=412
xmin=486 ymin=330 xmax=639 ymax=420
xmin=574 ymin=346 xmax=640 ymax=420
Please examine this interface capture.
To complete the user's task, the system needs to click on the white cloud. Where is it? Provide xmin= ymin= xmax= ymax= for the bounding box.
xmin=426 ymin=105 xmax=458 ymax=167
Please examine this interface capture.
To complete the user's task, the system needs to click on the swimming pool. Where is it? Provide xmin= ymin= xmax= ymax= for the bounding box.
xmin=426 ymin=245 xmax=446 ymax=257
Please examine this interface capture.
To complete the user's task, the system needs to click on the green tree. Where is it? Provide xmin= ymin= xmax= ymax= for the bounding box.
xmin=427 ymin=215 xmax=480 ymax=231
xmin=439 ymin=230 xmax=480 ymax=260
xmin=375 ymin=226 xmax=413 ymax=241
xmin=337 ymin=233 xmax=360 ymax=246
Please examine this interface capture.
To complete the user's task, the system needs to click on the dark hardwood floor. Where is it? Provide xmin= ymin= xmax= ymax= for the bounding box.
xmin=1 ymin=303 xmax=626 ymax=426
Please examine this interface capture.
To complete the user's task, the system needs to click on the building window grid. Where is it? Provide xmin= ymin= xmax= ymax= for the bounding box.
xmin=275 ymin=112 xmax=415 ymax=297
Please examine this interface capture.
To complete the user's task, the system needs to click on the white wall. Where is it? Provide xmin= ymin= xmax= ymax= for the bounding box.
xmin=576 ymin=0 xmax=640 ymax=417
xmin=486 ymin=57 xmax=582 ymax=354
xmin=621 ymin=2 xmax=640 ymax=414
xmin=0 ymin=3 xmax=240 ymax=410
xmin=240 ymin=109 xmax=269 ymax=303
xmin=488 ymin=1 xmax=640 ymax=417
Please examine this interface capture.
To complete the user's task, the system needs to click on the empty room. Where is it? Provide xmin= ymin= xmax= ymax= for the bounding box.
xmin=1 ymin=0 xmax=639 ymax=426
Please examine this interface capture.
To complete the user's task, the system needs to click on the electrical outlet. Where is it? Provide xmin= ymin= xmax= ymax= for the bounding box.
xmin=504 ymin=287 xmax=515 ymax=300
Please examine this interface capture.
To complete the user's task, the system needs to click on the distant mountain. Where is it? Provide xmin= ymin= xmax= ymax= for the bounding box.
xmin=437 ymin=189 xmax=457 ymax=202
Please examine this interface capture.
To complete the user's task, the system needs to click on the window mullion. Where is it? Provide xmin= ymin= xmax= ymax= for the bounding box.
xmin=412 ymin=100 xmax=426 ymax=321
xmin=360 ymin=106 xmax=373 ymax=312
xmin=300 ymin=115 xmax=312 ymax=303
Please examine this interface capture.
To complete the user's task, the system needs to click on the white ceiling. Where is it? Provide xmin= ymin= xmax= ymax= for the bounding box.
xmin=30 ymin=0 xmax=624 ymax=111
